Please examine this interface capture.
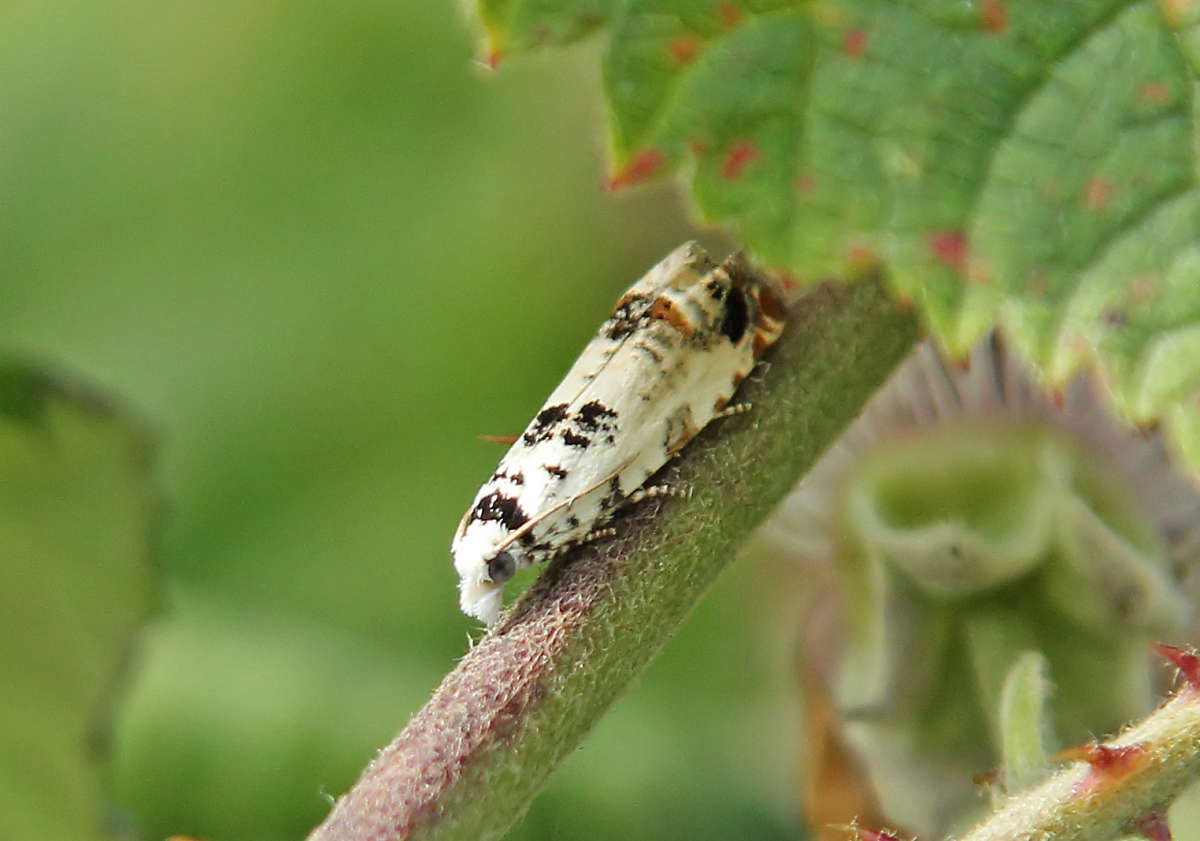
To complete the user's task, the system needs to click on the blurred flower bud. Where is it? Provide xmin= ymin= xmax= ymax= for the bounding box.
xmin=759 ymin=335 xmax=1199 ymax=838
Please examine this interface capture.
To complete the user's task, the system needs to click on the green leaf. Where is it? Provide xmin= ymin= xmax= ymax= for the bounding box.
xmin=0 ymin=360 xmax=159 ymax=841
xmin=479 ymin=0 xmax=1200 ymax=478
xmin=998 ymin=651 xmax=1052 ymax=793
xmin=477 ymin=0 xmax=620 ymax=60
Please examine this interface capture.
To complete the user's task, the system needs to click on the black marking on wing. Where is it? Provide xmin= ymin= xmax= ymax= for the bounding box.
xmin=471 ymin=491 xmax=529 ymax=533
xmin=491 ymin=469 xmax=525 ymax=486
xmin=721 ymin=287 xmax=750 ymax=344
xmin=523 ymin=402 xmax=570 ymax=445
xmin=575 ymin=401 xmax=618 ymax=432
xmin=605 ymin=320 xmax=637 ymax=341
xmin=706 ymin=279 xmax=726 ymax=300
xmin=604 ymin=293 xmax=651 ymax=340
xmin=561 ymin=430 xmax=591 ymax=448
xmin=544 ymin=464 xmax=568 ymax=479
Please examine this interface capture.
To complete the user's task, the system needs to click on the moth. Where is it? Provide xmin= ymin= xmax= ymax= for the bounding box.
xmin=452 ymin=242 xmax=786 ymax=624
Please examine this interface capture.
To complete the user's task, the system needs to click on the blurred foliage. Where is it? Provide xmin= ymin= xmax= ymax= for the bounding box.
xmin=0 ymin=1 xmax=799 ymax=840
xmin=0 ymin=361 xmax=157 ymax=841
xmin=833 ymin=425 xmax=1187 ymax=835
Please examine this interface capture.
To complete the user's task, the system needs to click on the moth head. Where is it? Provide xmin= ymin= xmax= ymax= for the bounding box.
xmin=453 ymin=528 xmax=520 ymax=625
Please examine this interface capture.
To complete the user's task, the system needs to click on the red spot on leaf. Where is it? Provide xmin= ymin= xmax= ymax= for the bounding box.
xmin=1057 ymin=743 xmax=1149 ymax=796
xmin=1140 ymin=82 xmax=1171 ymax=104
xmin=484 ymin=47 xmax=503 ymax=69
xmin=794 ymin=173 xmax=817 ymax=194
xmin=607 ymin=148 xmax=667 ymax=190
xmin=981 ymin=0 xmax=1009 ymax=32
xmin=1085 ymin=177 xmax=1114 ymax=210
xmin=1153 ymin=643 xmax=1200 ymax=691
xmin=721 ymin=140 xmax=760 ymax=179
xmin=843 ymin=28 xmax=868 ymax=57
xmin=717 ymin=2 xmax=742 ymax=27
xmin=668 ymin=32 xmax=701 ymax=64
xmin=1135 ymin=810 xmax=1173 ymax=841
xmin=928 ymin=230 xmax=968 ymax=275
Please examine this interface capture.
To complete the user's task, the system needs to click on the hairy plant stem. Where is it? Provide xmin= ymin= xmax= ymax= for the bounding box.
xmin=957 ymin=678 xmax=1200 ymax=841
xmin=306 ymin=273 xmax=921 ymax=841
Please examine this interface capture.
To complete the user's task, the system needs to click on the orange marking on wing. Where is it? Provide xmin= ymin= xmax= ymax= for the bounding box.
xmin=647 ymin=297 xmax=696 ymax=337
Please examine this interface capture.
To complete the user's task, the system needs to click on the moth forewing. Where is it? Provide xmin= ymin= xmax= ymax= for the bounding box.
xmin=452 ymin=242 xmax=785 ymax=624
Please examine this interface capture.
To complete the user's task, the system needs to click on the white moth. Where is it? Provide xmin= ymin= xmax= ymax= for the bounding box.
xmin=452 ymin=242 xmax=786 ymax=624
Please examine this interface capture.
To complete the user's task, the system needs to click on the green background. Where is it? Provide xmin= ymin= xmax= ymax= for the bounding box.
xmin=0 ymin=2 xmax=799 ymax=840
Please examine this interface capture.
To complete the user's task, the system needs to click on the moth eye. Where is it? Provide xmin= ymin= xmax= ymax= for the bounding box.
xmin=487 ymin=551 xmax=517 ymax=583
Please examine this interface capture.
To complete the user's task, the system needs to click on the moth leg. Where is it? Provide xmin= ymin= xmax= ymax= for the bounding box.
xmin=580 ymin=526 xmax=618 ymax=545
xmin=713 ymin=402 xmax=752 ymax=420
xmin=626 ymin=484 xmax=689 ymax=505
xmin=476 ymin=433 xmax=520 ymax=445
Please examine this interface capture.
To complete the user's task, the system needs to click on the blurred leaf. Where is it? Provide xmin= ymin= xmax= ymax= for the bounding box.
xmin=0 ymin=363 xmax=54 ymax=426
xmin=998 ymin=651 xmax=1052 ymax=792
xmin=481 ymin=0 xmax=1200 ymax=478
xmin=110 ymin=608 xmax=427 ymax=841
xmin=832 ymin=424 xmax=1187 ymax=834
xmin=0 ymin=359 xmax=158 ymax=841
